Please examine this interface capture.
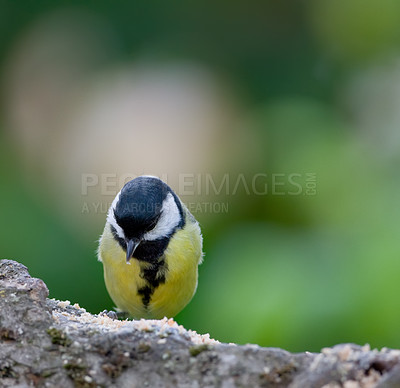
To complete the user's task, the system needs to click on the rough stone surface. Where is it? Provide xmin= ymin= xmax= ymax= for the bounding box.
xmin=0 ymin=259 xmax=399 ymax=388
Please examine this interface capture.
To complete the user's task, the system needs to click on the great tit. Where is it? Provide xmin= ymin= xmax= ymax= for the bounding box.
xmin=98 ymin=176 xmax=203 ymax=319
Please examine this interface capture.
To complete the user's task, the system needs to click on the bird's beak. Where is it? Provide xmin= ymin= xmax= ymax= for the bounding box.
xmin=126 ymin=239 xmax=141 ymax=263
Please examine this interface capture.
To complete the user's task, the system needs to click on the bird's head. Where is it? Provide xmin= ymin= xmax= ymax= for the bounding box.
xmin=107 ymin=176 xmax=184 ymax=262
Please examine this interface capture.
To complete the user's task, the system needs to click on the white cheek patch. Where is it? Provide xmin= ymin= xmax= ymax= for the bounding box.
xmin=143 ymin=193 xmax=181 ymax=241
xmin=107 ymin=190 xmax=125 ymax=240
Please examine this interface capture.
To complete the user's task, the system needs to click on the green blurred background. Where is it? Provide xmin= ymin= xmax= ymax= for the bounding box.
xmin=1 ymin=0 xmax=400 ymax=352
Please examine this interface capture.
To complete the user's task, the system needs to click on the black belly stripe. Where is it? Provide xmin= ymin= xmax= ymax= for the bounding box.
xmin=137 ymin=256 xmax=168 ymax=308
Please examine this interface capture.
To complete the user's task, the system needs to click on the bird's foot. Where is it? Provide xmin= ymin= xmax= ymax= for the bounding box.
xmin=100 ymin=309 xmax=130 ymax=320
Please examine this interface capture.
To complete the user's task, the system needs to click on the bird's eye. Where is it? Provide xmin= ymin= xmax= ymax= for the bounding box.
xmin=147 ymin=213 xmax=161 ymax=231
xmin=147 ymin=219 xmax=158 ymax=231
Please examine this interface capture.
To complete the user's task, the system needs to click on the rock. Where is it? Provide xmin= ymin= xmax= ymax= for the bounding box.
xmin=0 ymin=259 xmax=399 ymax=388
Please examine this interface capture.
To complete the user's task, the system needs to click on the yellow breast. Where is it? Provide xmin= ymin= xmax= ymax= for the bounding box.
xmin=98 ymin=214 xmax=203 ymax=319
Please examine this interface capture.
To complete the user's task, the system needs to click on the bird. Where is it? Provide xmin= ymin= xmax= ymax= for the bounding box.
xmin=98 ymin=175 xmax=203 ymax=319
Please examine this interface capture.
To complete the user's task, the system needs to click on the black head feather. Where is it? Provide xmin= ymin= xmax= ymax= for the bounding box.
xmin=114 ymin=177 xmax=164 ymax=239
xmin=113 ymin=176 xmax=183 ymax=240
